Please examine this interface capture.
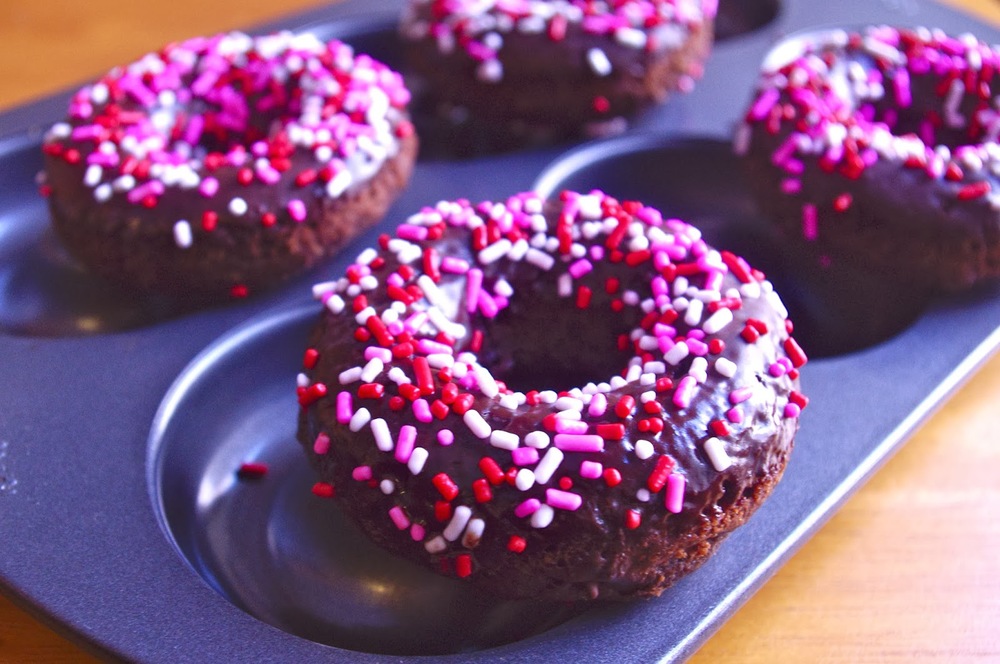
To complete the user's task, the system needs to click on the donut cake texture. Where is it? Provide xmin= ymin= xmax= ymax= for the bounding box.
xmin=40 ymin=31 xmax=417 ymax=302
xmin=736 ymin=26 xmax=1000 ymax=292
xmin=399 ymin=0 xmax=717 ymax=133
xmin=295 ymin=190 xmax=808 ymax=602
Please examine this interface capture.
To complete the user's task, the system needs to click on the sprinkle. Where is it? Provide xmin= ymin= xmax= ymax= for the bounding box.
xmin=703 ymin=436 xmax=732 ymax=471
xmin=463 ymin=410 xmax=492 ymax=439
xmin=553 ymin=434 xmax=604 ymax=453
xmin=173 ymin=220 xmax=193 ymax=248
xmin=237 ymin=461 xmax=268 ymax=480
xmin=546 ymin=488 xmax=583 ymax=511
xmin=665 ymin=474 xmax=686 ymax=513
xmin=533 ymin=447 xmax=564 ymax=485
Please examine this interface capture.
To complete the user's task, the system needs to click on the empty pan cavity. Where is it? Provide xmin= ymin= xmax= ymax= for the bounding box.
xmin=533 ymin=134 xmax=931 ymax=358
xmin=148 ymin=305 xmax=586 ymax=656
xmin=715 ymin=0 xmax=782 ymax=42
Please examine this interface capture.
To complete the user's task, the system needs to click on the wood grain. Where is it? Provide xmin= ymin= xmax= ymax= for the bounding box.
xmin=1 ymin=0 xmax=999 ymax=661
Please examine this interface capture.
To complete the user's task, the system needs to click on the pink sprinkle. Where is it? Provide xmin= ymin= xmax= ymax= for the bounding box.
xmin=802 ymin=203 xmax=818 ymax=241
xmin=580 ymin=460 xmax=603 ymax=479
xmin=784 ymin=402 xmax=802 ymax=418
xmin=553 ymin=434 xmax=604 ymax=453
xmin=749 ymin=88 xmax=779 ymax=121
xmin=665 ymin=474 xmax=685 ymax=513
xmin=672 ymin=375 xmax=698 ymax=409
xmin=389 ymin=506 xmax=410 ymax=530
xmin=199 ymin=177 xmax=219 ymax=197
xmin=477 ymin=290 xmax=499 ymax=318
xmin=569 ymin=258 xmax=593 ymax=279
xmin=440 ymin=256 xmax=470 ymax=273
xmin=729 ymin=387 xmax=753 ymax=404
xmin=546 ymin=488 xmax=583 ymax=511
xmin=397 ymin=224 xmax=428 ymax=241
xmin=287 ymin=199 xmax=307 ymax=222
xmin=410 ymin=524 xmax=425 ymax=541
xmin=364 ymin=346 xmax=392 ymax=362
xmin=466 ymin=268 xmax=483 ymax=313
xmin=336 ymin=391 xmax=353 ymax=424
xmin=511 ymin=447 xmax=540 ymax=466
xmin=588 ymin=393 xmax=608 ymax=417
xmin=352 ymin=465 xmax=372 ymax=481
xmin=412 ymin=398 xmax=433 ymax=423
xmin=313 ymin=432 xmax=330 ymax=455
xmin=514 ymin=498 xmax=541 ymax=518
xmin=417 ymin=339 xmax=453 ymax=355
xmin=437 ymin=429 xmax=454 ymax=446
xmin=395 ymin=425 xmax=417 ymax=463
xmin=726 ymin=405 xmax=744 ymax=424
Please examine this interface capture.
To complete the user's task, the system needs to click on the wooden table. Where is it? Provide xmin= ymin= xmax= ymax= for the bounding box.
xmin=1 ymin=0 xmax=999 ymax=661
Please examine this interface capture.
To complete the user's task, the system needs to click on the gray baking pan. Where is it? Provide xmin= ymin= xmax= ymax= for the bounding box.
xmin=1 ymin=0 xmax=999 ymax=661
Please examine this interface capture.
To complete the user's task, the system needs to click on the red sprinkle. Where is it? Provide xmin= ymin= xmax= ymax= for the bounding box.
xmin=311 ymin=482 xmax=335 ymax=498
xmin=237 ymin=461 xmax=268 ymax=480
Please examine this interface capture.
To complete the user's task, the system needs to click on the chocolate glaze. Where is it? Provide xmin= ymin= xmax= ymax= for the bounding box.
xmin=400 ymin=0 xmax=715 ymax=132
xmin=296 ymin=191 xmax=805 ymax=602
xmin=738 ymin=26 xmax=1000 ymax=292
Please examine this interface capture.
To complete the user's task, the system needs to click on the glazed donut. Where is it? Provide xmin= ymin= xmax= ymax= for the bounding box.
xmin=736 ymin=26 xmax=1000 ymax=292
xmin=40 ymin=31 xmax=417 ymax=302
xmin=399 ymin=0 xmax=716 ymax=133
xmin=295 ymin=189 xmax=808 ymax=602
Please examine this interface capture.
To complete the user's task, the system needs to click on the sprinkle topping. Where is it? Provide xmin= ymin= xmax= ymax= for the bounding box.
xmin=42 ymin=31 xmax=412 ymax=247
xmin=299 ymin=190 xmax=805 ymax=588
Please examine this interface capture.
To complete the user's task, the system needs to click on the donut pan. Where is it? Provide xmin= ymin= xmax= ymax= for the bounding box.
xmin=2 ymin=0 xmax=999 ymax=662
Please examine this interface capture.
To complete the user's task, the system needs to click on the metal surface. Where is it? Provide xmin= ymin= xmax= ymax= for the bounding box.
xmin=1 ymin=0 xmax=999 ymax=661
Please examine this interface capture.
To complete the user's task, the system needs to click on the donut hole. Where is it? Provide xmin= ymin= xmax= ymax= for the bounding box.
xmin=474 ymin=278 xmax=638 ymax=394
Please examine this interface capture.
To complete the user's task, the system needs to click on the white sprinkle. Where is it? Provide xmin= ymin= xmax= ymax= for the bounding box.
xmin=94 ymin=183 xmax=113 ymax=202
xmin=83 ymin=164 xmax=103 ymax=187
xmin=515 ymin=468 xmax=536 ymax=491
xmin=360 ymin=357 xmax=384 ymax=382
xmin=684 ymin=298 xmax=704 ymax=326
xmin=525 ymin=431 xmax=550 ymax=449
xmin=498 ymin=394 xmax=521 ymax=410
xmin=443 ymin=505 xmax=472 ymax=541
xmin=489 ymin=430 xmax=520 ymax=450
xmin=474 ymin=365 xmax=499 ymax=398
xmin=354 ymin=306 xmax=376 ymax=326
xmin=348 ymin=407 xmax=371 ymax=433
xmin=635 ymin=439 xmax=654 ymax=460
xmin=587 ymin=47 xmax=613 ymax=76
xmin=173 ymin=220 xmax=193 ymax=249
xmin=370 ymin=418 xmax=393 ymax=452
xmin=534 ymin=447 xmax=564 ymax=485
xmin=531 ymin=504 xmax=555 ymax=528
xmin=338 ymin=366 xmax=363 ymax=384
xmin=702 ymin=308 xmax=734 ymax=334
xmin=424 ymin=535 xmax=447 ymax=554
xmin=407 ymin=447 xmax=429 ymax=475
xmin=462 ymin=518 xmax=486 ymax=548
xmin=525 ymin=248 xmax=555 ymax=270
xmin=380 ymin=479 xmax=395 ymax=495
xmin=636 ymin=488 xmax=651 ymax=502
xmin=228 ymin=197 xmax=248 ymax=216
xmin=478 ymin=238 xmax=513 ymax=264
xmin=324 ymin=294 xmax=345 ymax=314
xmin=664 ymin=340 xmax=690 ymax=365
xmin=704 ymin=436 xmax=733 ymax=471
xmin=463 ymin=410 xmax=492 ymax=439
xmin=554 ymin=396 xmax=584 ymax=411
xmin=715 ymin=357 xmax=737 ymax=378
xmin=417 ymin=274 xmax=449 ymax=310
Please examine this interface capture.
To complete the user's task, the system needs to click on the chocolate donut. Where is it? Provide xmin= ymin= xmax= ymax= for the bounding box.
xmin=40 ymin=31 xmax=417 ymax=302
xmin=399 ymin=0 xmax=716 ymax=134
xmin=295 ymin=190 xmax=807 ymax=602
xmin=736 ymin=26 xmax=1000 ymax=292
